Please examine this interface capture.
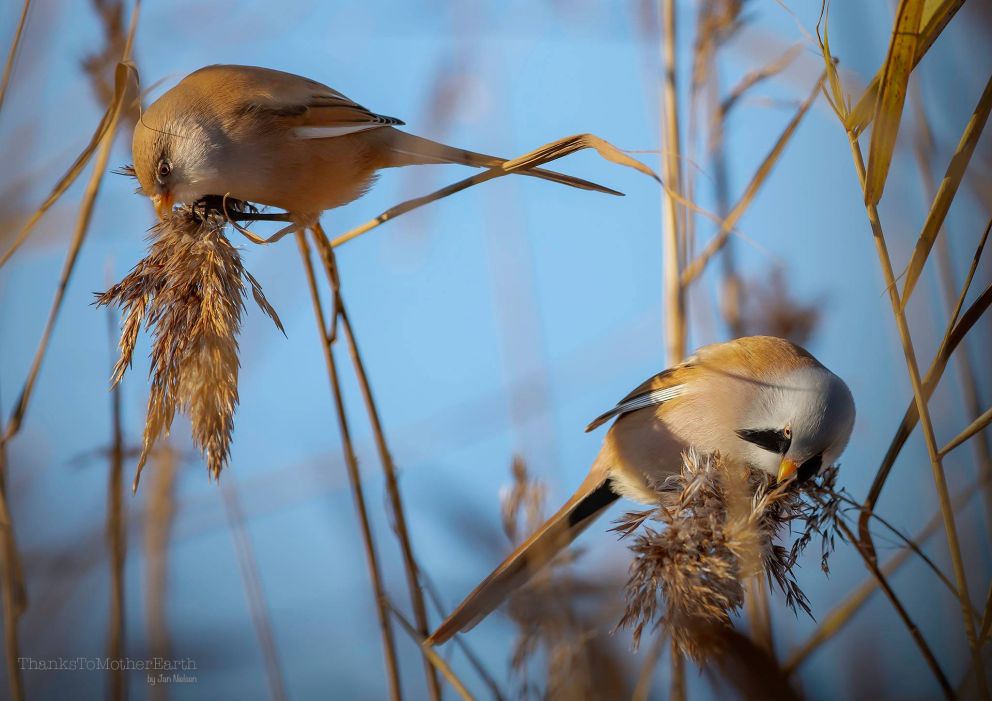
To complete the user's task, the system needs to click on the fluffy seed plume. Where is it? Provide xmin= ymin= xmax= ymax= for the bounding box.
xmin=614 ymin=450 xmax=842 ymax=661
xmin=97 ymin=204 xmax=283 ymax=490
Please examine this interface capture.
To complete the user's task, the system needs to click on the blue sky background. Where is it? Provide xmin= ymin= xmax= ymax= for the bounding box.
xmin=1 ymin=0 xmax=990 ymax=699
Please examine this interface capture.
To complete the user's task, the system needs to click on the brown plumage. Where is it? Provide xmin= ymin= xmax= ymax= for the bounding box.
xmin=429 ymin=336 xmax=854 ymax=644
xmin=131 ymin=65 xmax=621 ymax=220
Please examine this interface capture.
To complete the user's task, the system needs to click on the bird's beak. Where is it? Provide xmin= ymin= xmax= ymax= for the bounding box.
xmin=777 ymin=458 xmax=798 ymax=483
xmin=152 ymin=192 xmax=174 ymax=219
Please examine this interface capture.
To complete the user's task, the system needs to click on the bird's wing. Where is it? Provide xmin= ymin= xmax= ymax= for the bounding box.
xmin=585 ymin=365 xmax=690 ymax=432
xmin=195 ymin=65 xmax=404 ymax=138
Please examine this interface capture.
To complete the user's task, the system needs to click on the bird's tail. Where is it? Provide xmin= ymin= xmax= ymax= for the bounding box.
xmin=381 ymin=130 xmax=623 ymax=196
xmin=428 ymin=459 xmax=619 ymax=645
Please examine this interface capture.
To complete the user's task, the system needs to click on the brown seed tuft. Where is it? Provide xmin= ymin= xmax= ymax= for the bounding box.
xmin=97 ymin=205 xmax=282 ymax=489
xmin=614 ymin=450 xmax=843 ymax=661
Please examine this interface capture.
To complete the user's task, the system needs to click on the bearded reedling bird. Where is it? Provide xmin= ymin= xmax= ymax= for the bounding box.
xmin=130 ymin=64 xmax=620 ymax=224
xmin=428 ymin=336 xmax=855 ymax=644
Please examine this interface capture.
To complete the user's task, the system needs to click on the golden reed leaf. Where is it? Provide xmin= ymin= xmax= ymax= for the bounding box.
xmin=847 ymin=0 xmax=966 ymax=135
xmin=900 ymin=75 xmax=992 ymax=307
xmin=864 ymin=0 xmax=925 ymax=206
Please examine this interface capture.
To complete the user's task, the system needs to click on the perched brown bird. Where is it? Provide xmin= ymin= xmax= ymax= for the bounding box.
xmin=131 ymin=64 xmax=619 ymax=222
xmin=429 ymin=336 xmax=855 ymax=644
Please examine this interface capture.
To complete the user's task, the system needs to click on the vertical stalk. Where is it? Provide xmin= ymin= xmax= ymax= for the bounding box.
xmin=0 ymin=0 xmax=32 ymax=116
xmin=145 ymin=445 xmax=176 ymax=701
xmin=670 ymin=642 xmax=685 ymax=701
xmin=846 ymin=135 xmax=988 ymax=699
xmin=106 ymin=308 xmax=126 ymax=701
xmin=909 ymin=89 xmax=992 ymax=530
xmin=312 ymin=223 xmax=441 ymax=701
xmin=0 ymin=433 xmax=23 ymax=701
xmin=295 ymin=231 xmax=403 ymax=701
xmin=746 ymin=576 xmax=774 ymax=656
xmin=310 ymin=225 xmax=441 ymax=701
xmin=660 ymin=0 xmax=686 ymax=365
xmin=221 ymin=479 xmax=288 ymax=701
xmin=826 ymin=502 xmax=951 ymax=697
xmin=631 ymin=631 xmax=667 ymax=701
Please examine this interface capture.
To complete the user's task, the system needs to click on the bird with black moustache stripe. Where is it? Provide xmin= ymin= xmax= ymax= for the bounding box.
xmin=429 ymin=335 xmax=855 ymax=644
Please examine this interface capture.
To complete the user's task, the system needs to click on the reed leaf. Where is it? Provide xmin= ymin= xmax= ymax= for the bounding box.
xmin=900 ymin=74 xmax=992 ymax=307
xmin=847 ymin=0 xmax=965 ymax=135
xmin=864 ymin=0 xmax=925 ymax=206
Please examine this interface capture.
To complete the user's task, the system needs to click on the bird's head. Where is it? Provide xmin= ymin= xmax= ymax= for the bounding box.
xmin=735 ymin=365 xmax=855 ymax=484
xmin=132 ymin=90 xmax=223 ymax=219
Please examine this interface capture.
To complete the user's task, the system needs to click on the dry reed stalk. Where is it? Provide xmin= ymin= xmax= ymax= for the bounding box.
xmin=82 ymin=0 xmax=137 ymax=130
xmin=669 ymin=643 xmax=686 ymax=701
xmin=784 ymin=473 xmax=990 ymax=673
xmin=715 ymin=45 xmax=802 ymax=133
xmin=980 ymin=586 xmax=992 ymax=644
xmin=700 ymin=41 xmax=799 ymax=342
xmin=389 ymin=602 xmax=475 ymax=701
xmin=843 ymin=132 xmax=980 ymax=699
xmin=97 ymin=205 xmax=283 ymax=489
xmin=745 ymin=574 xmax=774 ymax=656
xmin=825 ymin=504 xmax=952 ymax=697
xmin=2 ymin=59 xmax=137 ymax=437
xmin=221 ymin=478 xmax=288 ymax=701
xmin=910 ymin=87 xmax=992 ymax=522
xmin=614 ymin=450 xmax=842 ymax=662
xmin=900 ymin=73 xmax=992 ymax=306
xmin=420 ymin=576 xmax=507 ymax=701
xmin=941 ymin=407 xmax=992 ymax=458
xmin=660 ymin=0 xmax=686 ymax=366
xmin=105 ymin=307 xmax=126 ymax=701
xmin=0 ymin=0 xmax=31 ymax=116
xmin=144 ymin=444 xmax=176 ymax=701
xmin=680 ymin=72 xmax=826 ymax=288
xmin=0 ymin=434 xmax=23 ymax=701
xmin=817 ymin=9 xmax=988 ymax=691
xmin=630 ymin=628 xmax=668 ymax=701
xmin=688 ymin=19 xmax=807 ymax=655
xmin=330 ymin=133 xmax=658 ymax=249
xmin=0 ymin=10 xmax=139 ymax=700
xmin=859 ymin=261 xmax=991 ymax=556
xmin=295 ymin=230 xmax=403 ymax=701
xmin=0 ymin=59 xmax=137 ymax=270
xmin=309 ymin=225 xmax=441 ymax=701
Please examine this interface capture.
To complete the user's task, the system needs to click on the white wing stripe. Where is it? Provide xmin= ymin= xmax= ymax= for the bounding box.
xmin=585 ymin=384 xmax=686 ymax=431
xmin=293 ymin=124 xmax=388 ymax=139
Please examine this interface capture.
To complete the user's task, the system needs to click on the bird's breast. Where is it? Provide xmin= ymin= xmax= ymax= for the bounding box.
xmin=602 ymin=379 xmax=751 ymax=504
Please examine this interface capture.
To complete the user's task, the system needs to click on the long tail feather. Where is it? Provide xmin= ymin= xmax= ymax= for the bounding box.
xmin=382 ymin=130 xmax=624 ymax=196
xmin=428 ymin=465 xmax=618 ymax=645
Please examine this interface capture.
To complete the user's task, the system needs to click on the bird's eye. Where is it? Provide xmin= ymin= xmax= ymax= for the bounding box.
xmin=797 ymin=455 xmax=823 ymax=483
xmin=736 ymin=427 xmax=792 ymax=454
xmin=156 ymin=160 xmax=172 ymax=180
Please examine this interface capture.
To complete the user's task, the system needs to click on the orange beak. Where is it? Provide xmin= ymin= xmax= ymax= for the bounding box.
xmin=152 ymin=192 xmax=174 ymax=219
xmin=777 ymin=458 xmax=798 ymax=483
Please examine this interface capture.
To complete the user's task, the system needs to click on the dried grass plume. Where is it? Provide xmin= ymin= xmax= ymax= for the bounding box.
xmin=614 ymin=449 xmax=842 ymax=661
xmin=97 ymin=204 xmax=283 ymax=490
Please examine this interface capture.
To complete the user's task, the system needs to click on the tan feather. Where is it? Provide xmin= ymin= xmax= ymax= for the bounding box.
xmin=429 ymin=457 xmax=616 ymax=645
